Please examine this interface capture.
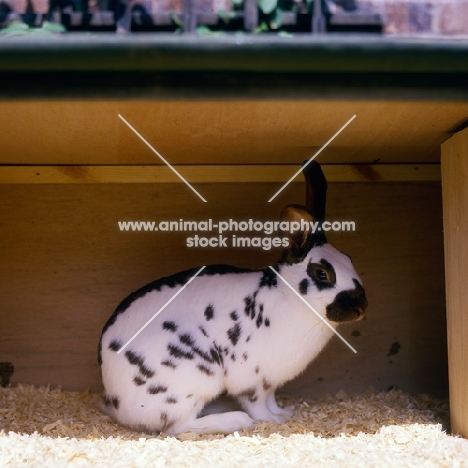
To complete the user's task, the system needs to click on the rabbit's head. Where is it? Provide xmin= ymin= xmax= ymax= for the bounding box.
xmin=277 ymin=161 xmax=367 ymax=324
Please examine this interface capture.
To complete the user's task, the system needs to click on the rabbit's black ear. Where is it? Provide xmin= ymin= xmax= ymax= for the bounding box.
xmin=302 ymin=160 xmax=327 ymax=223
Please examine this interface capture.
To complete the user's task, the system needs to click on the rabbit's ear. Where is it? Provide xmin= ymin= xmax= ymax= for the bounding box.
xmin=302 ymin=160 xmax=327 ymax=223
xmin=280 ymin=204 xmax=314 ymax=251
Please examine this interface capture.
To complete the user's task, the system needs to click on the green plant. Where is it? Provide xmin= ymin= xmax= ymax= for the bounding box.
xmin=0 ymin=20 xmax=66 ymax=36
xmin=257 ymin=0 xmax=313 ymax=30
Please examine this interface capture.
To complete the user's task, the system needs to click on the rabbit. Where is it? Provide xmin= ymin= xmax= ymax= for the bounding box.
xmin=98 ymin=161 xmax=368 ymax=435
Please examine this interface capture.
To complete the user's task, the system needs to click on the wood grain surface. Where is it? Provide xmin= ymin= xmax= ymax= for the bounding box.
xmin=0 ymin=100 xmax=467 ymax=165
xmin=0 ymin=181 xmax=447 ymax=398
xmin=441 ymin=127 xmax=468 ymax=437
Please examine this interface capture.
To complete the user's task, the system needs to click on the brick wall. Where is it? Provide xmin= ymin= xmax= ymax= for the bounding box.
xmin=1 ymin=0 xmax=468 ymax=36
xmin=364 ymin=0 xmax=468 ymax=35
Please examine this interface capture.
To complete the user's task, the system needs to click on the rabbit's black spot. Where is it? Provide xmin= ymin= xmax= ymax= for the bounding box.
xmin=204 ymin=305 xmax=214 ymax=321
xmin=133 ymin=376 xmax=146 ymax=386
xmin=161 ymin=360 xmax=177 ymax=369
xmin=231 ymin=353 xmax=236 ymax=362
xmin=255 ymin=366 xmax=260 ymax=374
xmin=243 ymin=352 xmax=248 ymax=361
xmin=263 ymin=378 xmax=272 ymax=391
xmin=103 ymin=395 xmax=120 ymax=409
xmin=326 ymin=279 xmax=367 ymax=322
xmin=238 ymin=387 xmax=256 ymax=398
xmin=209 ymin=347 xmax=221 ymax=365
xmin=139 ymin=364 xmax=155 ymax=379
xmin=186 ymin=394 xmax=193 ymax=398
xmin=179 ymin=333 xmax=195 ymax=347
xmin=160 ymin=412 xmax=174 ymax=432
xmin=244 ymin=293 xmax=257 ymax=320
xmin=147 ymin=384 xmax=167 ymax=395
xmin=243 ymin=296 xmax=251 ymax=317
xmin=256 ymin=304 xmax=264 ymax=328
xmin=246 ymin=334 xmax=252 ymax=342
xmin=125 ymin=350 xmax=144 ymax=367
xmin=193 ymin=346 xmax=216 ymax=364
xmin=199 ymin=326 xmax=209 ymax=338
xmin=201 ymin=264 xmax=254 ymax=276
xmin=98 ymin=340 xmax=103 ymax=366
xmin=125 ymin=351 xmax=155 ymax=377
xmin=108 ymin=340 xmax=122 ymax=352
xmin=299 ymin=279 xmax=309 ymax=295
xmin=179 ymin=335 xmax=216 ymax=364
xmin=168 ymin=344 xmax=194 ymax=360
xmin=163 ymin=321 xmax=178 ymax=332
xmin=209 ymin=345 xmax=224 ymax=366
xmin=237 ymin=387 xmax=257 ymax=403
xmin=230 ymin=311 xmax=239 ymax=321
xmin=227 ymin=323 xmax=241 ymax=346
xmin=264 ymin=318 xmax=270 ymax=327
xmin=259 ymin=268 xmax=277 ymax=288
xmin=166 ymin=397 xmax=178 ymax=404
xmin=197 ymin=364 xmax=214 ymax=376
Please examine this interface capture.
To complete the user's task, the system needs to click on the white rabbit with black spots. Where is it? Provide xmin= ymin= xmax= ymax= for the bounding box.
xmin=98 ymin=161 xmax=368 ymax=435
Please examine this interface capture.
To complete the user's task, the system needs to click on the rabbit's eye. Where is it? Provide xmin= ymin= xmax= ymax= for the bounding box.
xmin=315 ymin=269 xmax=329 ymax=282
xmin=307 ymin=261 xmax=336 ymax=289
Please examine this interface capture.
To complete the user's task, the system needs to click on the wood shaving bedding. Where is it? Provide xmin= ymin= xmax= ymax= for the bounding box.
xmin=1 ymin=384 xmax=467 ymax=467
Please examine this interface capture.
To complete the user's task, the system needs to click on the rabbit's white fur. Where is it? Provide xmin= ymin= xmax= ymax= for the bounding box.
xmin=99 ymin=243 xmax=366 ymax=435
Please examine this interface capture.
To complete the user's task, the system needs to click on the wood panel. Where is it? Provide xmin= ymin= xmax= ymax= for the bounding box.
xmin=0 ymin=181 xmax=447 ymax=398
xmin=0 ymin=100 xmax=467 ymax=165
xmin=0 ymin=164 xmax=440 ymax=184
xmin=441 ymin=127 xmax=468 ymax=437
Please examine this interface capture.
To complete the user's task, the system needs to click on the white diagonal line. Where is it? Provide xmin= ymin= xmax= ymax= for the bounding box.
xmin=118 ymin=114 xmax=207 ymax=203
xmin=117 ymin=266 xmax=206 ymax=354
xmin=268 ymin=114 xmax=356 ymax=203
xmin=268 ymin=266 xmax=357 ymax=353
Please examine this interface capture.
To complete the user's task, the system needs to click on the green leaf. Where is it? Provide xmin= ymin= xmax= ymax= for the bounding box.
xmin=0 ymin=21 xmax=29 ymax=36
xmin=5 ymin=21 xmax=29 ymax=31
xmin=254 ymin=21 xmax=269 ymax=33
xmin=1 ymin=20 xmax=67 ymax=37
xmin=41 ymin=21 xmax=66 ymax=33
xmin=257 ymin=0 xmax=278 ymax=15
xmin=169 ymin=10 xmax=184 ymax=28
xmin=196 ymin=26 xmax=225 ymax=36
xmin=196 ymin=25 xmax=213 ymax=35
xmin=218 ymin=9 xmax=236 ymax=23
